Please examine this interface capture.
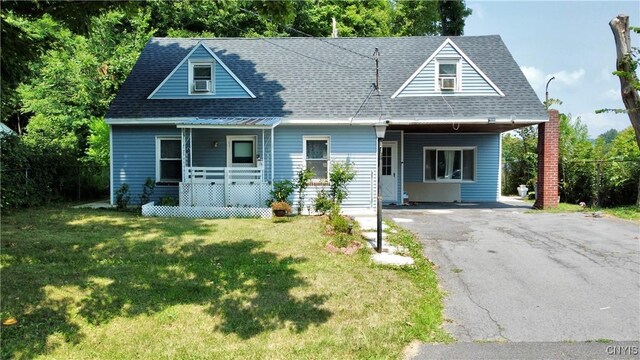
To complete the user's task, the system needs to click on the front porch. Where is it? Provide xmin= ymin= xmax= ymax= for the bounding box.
xmin=178 ymin=117 xmax=278 ymax=210
xmin=144 ymin=118 xmax=279 ymax=218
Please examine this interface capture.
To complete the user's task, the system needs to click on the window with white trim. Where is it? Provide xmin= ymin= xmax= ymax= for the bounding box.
xmin=189 ymin=61 xmax=214 ymax=94
xmin=156 ymin=137 xmax=182 ymax=183
xmin=303 ymin=136 xmax=330 ymax=181
xmin=436 ymin=58 xmax=460 ymax=91
xmin=424 ymin=147 xmax=475 ymax=182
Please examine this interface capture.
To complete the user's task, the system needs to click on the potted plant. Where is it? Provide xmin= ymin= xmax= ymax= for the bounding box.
xmin=271 ymin=201 xmax=291 ymax=217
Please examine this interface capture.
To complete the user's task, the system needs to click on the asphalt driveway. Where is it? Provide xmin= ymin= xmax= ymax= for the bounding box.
xmin=385 ymin=200 xmax=640 ymax=342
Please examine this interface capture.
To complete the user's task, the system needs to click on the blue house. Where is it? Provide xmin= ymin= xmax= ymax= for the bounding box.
xmin=106 ymin=36 xmax=547 ymax=215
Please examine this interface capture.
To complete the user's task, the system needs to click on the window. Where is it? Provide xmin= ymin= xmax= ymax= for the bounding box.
xmin=437 ymin=58 xmax=460 ymax=91
xmin=189 ymin=61 xmax=214 ymax=94
xmin=232 ymin=141 xmax=254 ymax=164
xmin=304 ymin=136 xmax=330 ymax=180
xmin=424 ymin=147 xmax=475 ymax=182
xmin=382 ymin=146 xmax=392 ymax=176
xmin=226 ymin=136 xmax=256 ymax=167
xmin=156 ymin=137 xmax=182 ymax=183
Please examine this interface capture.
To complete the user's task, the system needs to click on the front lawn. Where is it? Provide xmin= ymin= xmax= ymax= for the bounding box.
xmin=1 ymin=208 xmax=448 ymax=359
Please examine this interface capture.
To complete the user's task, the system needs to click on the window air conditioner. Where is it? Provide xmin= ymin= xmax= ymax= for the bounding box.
xmin=193 ymin=80 xmax=211 ymax=92
xmin=440 ymin=77 xmax=456 ymax=90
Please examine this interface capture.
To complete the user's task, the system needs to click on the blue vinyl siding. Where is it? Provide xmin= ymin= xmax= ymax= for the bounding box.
xmin=274 ymin=125 xmax=377 ymax=208
xmin=111 ymin=126 xmax=181 ymax=204
xmin=397 ymin=43 xmax=500 ymax=97
xmin=150 ymin=45 xmax=251 ymax=99
xmin=383 ymin=130 xmax=402 ymax=204
xmin=112 ymin=126 xmax=274 ymax=205
xmin=403 ymin=133 xmax=500 ymax=202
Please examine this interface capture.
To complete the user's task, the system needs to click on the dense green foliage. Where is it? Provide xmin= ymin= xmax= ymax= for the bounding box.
xmin=438 ymin=0 xmax=472 ymax=36
xmin=1 ymin=1 xmax=471 ymax=209
xmin=0 ymin=134 xmax=108 ymax=209
xmin=502 ymin=115 xmax=640 ymax=207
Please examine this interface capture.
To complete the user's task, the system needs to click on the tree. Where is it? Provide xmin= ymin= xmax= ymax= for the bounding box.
xmin=393 ymin=0 xmax=439 ymax=36
xmin=437 ymin=0 xmax=472 ymax=36
xmin=608 ymin=15 xmax=640 ymax=205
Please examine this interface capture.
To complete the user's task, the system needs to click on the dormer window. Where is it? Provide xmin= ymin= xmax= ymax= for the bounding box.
xmin=189 ymin=61 xmax=214 ymax=95
xmin=437 ymin=59 xmax=460 ymax=92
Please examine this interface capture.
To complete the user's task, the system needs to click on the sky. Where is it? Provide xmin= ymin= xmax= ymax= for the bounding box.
xmin=464 ymin=0 xmax=639 ymax=137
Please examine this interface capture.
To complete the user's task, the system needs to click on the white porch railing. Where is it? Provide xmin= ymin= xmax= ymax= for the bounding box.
xmin=180 ymin=167 xmax=270 ymax=207
xmin=184 ymin=166 xmax=264 ymax=183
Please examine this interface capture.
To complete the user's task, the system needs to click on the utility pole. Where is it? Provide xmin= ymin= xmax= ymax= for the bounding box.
xmin=373 ymin=48 xmax=380 ymax=92
xmin=331 ymin=17 xmax=338 ymax=38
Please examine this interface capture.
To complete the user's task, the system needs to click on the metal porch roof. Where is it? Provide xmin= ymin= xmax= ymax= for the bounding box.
xmin=176 ymin=117 xmax=281 ymax=129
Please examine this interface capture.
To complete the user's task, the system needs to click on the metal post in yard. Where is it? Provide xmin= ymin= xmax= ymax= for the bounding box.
xmin=373 ymin=123 xmax=388 ymax=253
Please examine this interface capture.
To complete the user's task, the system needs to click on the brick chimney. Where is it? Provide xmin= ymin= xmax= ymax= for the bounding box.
xmin=534 ymin=110 xmax=559 ymax=209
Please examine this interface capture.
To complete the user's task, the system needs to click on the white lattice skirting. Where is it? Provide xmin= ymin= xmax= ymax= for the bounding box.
xmin=142 ymin=202 xmax=272 ymax=219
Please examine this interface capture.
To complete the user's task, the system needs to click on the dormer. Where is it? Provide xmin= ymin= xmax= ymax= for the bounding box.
xmin=391 ymin=38 xmax=504 ymax=98
xmin=148 ymin=42 xmax=255 ymax=100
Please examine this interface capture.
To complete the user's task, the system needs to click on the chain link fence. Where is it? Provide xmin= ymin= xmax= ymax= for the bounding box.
xmin=1 ymin=164 xmax=109 ymax=209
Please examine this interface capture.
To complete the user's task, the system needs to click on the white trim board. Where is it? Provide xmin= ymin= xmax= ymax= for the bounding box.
xmin=106 ymin=117 xmax=547 ymax=126
xmin=391 ymin=38 xmax=505 ymax=99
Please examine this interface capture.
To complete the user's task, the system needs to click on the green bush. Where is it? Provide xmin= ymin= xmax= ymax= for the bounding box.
xmin=139 ymin=177 xmax=155 ymax=206
xmin=330 ymin=213 xmax=351 ymax=234
xmin=294 ymin=167 xmax=314 ymax=215
xmin=333 ymin=233 xmax=351 ymax=248
xmin=0 ymin=134 xmax=108 ymax=210
xmin=314 ymin=190 xmax=333 ymax=215
xmin=115 ymin=183 xmax=130 ymax=210
xmin=329 ymin=161 xmax=356 ymax=206
xmin=159 ymin=196 xmax=177 ymax=206
xmin=267 ymin=180 xmax=294 ymax=206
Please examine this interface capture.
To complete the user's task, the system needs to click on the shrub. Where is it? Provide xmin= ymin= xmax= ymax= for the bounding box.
xmin=115 ymin=183 xmax=130 ymax=210
xmin=267 ymin=180 xmax=294 ymax=206
xmin=139 ymin=177 xmax=155 ymax=206
xmin=333 ymin=233 xmax=351 ymax=248
xmin=294 ymin=167 xmax=314 ymax=215
xmin=330 ymin=213 xmax=351 ymax=234
xmin=329 ymin=161 xmax=356 ymax=206
xmin=159 ymin=196 xmax=177 ymax=206
xmin=314 ymin=190 xmax=333 ymax=215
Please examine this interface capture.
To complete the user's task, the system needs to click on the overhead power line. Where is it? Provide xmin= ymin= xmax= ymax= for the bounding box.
xmin=238 ymin=7 xmax=375 ymax=61
xmin=224 ymin=22 xmax=366 ymax=70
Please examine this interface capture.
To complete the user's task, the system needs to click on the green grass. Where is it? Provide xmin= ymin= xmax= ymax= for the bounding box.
xmin=602 ymin=206 xmax=640 ymax=221
xmin=1 ymin=207 xmax=449 ymax=359
xmin=524 ymin=200 xmax=640 ymax=221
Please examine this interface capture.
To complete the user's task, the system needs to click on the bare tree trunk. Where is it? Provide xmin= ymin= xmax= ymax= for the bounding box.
xmin=610 ymin=15 xmax=640 ymax=147
xmin=610 ymin=15 xmax=640 ymax=205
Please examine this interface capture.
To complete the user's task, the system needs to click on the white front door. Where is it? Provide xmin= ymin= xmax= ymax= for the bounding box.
xmin=381 ymin=141 xmax=398 ymax=203
xmin=226 ymin=135 xmax=257 ymax=167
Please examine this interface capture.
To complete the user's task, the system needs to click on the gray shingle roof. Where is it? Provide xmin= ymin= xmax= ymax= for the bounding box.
xmin=106 ymin=36 xmax=547 ymax=121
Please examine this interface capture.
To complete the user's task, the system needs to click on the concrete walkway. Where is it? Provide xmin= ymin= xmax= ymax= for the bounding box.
xmin=351 ymin=215 xmax=415 ymax=266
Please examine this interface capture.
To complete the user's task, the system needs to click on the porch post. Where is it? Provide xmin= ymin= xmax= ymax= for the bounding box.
xmin=181 ymin=128 xmax=186 ymax=182
xmin=271 ymin=126 xmax=275 ymax=184
xmin=190 ymin=127 xmax=194 ymax=206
